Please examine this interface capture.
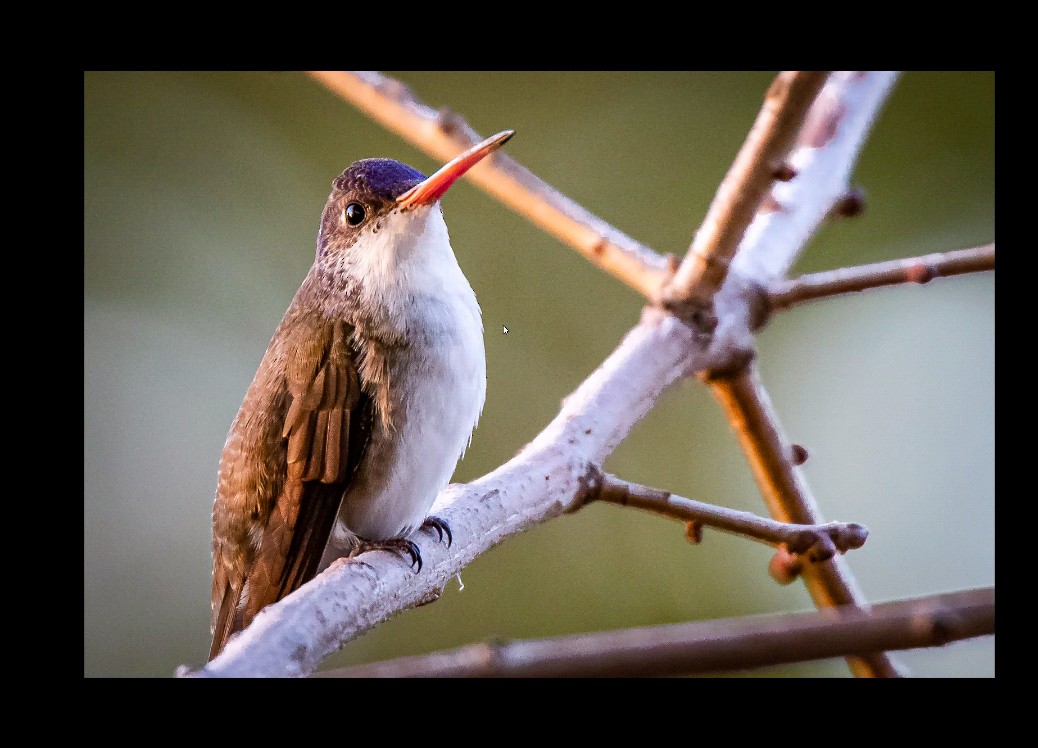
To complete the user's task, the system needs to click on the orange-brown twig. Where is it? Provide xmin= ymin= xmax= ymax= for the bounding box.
xmin=708 ymin=364 xmax=905 ymax=677
xmin=660 ymin=72 xmax=829 ymax=316
xmin=307 ymin=71 xmax=671 ymax=300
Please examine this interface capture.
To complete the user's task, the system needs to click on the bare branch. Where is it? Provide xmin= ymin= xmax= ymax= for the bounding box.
xmin=591 ymin=472 xmax=868 ymax=561
xmin=768 ymin=243 xmax=995 ymax=310
xmin=307 ymin=71 xmax=671 ymax=299
xmin=708 ymin=364 xmax=906 ymax=677
xmin=731 ymin=72 xmax=901 ymax=282
xmin=316 ymin=587 xmax=994 ymax=678
xmin=662 ymin=71 xmax=830 ymax=311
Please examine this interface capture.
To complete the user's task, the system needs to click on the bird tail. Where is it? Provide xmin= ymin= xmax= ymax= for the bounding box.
xmin=208 ymin=584 xmax=240 ymax=662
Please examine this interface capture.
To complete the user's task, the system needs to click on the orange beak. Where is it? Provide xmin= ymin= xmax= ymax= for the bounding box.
xmin=396 ymin=130 xmax=515 ymax=209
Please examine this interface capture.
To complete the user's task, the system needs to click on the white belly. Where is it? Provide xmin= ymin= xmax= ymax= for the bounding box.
xmin=320 ymin=297 xmax=485 ymax=562
xmin=315 ymin=203 xmax=486 ymax=565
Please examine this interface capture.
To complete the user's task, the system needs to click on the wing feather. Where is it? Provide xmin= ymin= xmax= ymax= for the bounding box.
xmin=208 ymin=315 xmax=372 ymax=660
xmin=303 ymin=410 xmax=328 ymax=481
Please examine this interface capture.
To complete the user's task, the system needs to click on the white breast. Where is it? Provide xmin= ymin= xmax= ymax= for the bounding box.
xmin=319 ymin=205 xmax=486 ymax=559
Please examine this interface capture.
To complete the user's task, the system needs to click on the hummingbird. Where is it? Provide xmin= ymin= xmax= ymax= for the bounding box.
xmin=208 ymin=130 xmax=514 ymax=660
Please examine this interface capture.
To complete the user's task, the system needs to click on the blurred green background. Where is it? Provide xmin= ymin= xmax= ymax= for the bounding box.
xmin=84 ymin=72 xmax=994 ymax=677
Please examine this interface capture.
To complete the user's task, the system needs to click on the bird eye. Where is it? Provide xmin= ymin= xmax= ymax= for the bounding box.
xmin=344 ymin=203 xmax=366 ymax=226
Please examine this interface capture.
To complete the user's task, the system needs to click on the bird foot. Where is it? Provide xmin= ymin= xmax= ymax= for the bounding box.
xmin=350 ymin=537 xmax=424 ymax=573
xmin=422 ymin=515 xmax=453 ymax=548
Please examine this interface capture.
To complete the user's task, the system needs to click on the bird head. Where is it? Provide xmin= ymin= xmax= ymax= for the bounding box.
xmin=314 ymin=131 xmax=514 ymax=277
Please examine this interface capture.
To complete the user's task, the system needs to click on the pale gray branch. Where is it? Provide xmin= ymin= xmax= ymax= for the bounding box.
xmin=732 ymin=72 xmax=901 ymax=282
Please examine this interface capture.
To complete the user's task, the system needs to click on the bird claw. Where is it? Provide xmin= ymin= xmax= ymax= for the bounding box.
xmin=354 ymin=537 xmax=424 ymax=573
xmin=423 ymin=515 xmax=453 ymax=548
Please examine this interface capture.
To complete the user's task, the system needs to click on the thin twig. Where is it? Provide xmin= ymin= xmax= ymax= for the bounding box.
xmin=592 ymin=472 xmax=867 ymax=561
xmin=661 ymin=72 xmax=829 ymax=315
xmin=708 ymin=364 xmax=905 ymax=677
xmin=307 ymin=71 xmax=671 ymax=299
xmin=768 ymin=243 xmax=995 ymax=310
xmin=315 ymin=587 xmax=994 ymax=678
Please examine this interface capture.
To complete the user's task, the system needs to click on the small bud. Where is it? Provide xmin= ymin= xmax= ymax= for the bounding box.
xmin=769 ymin=547 xmax=803 ymax=585
xmin=685 ymin=520 xmax=703 ymax=544
xmin=831 ymin=188 xmax=866 ymax=218
xmin=838 ymin=523 xmax=869 ymax=551
xmin=790 ymin=443 xmax=809 ymax=465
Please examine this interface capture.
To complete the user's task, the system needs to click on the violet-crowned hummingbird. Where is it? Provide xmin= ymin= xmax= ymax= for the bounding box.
xmin=208 ymin=130 xmax=514 ymax=660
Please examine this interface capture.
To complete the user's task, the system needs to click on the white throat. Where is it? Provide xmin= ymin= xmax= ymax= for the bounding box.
xmin=340 ymin=206 xmax=478 ymax=339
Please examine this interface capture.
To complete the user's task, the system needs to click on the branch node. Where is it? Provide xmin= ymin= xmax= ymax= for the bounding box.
xmin=657 ymin=296 xmax=718 ymax=342
xmin=435 ymin=106 xmax=468 ymax=141
xmin=570 ymin=462 xmax=606 ymax=512
xmin=698 ymin=346 xmax=756 ymax=382
xmin=906 ymin=264 xmax=938 ymax=284
xmin=922 ymin=613 xmax=956 ymax=646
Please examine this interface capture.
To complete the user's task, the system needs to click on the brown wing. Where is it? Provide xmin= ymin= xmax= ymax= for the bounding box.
xmin=209 ymin=317 xmax=371 ymax=660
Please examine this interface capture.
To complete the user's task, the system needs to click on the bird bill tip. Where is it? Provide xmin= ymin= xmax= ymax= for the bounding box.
xmin=396 ymin=129 xmax=516 ymax=208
